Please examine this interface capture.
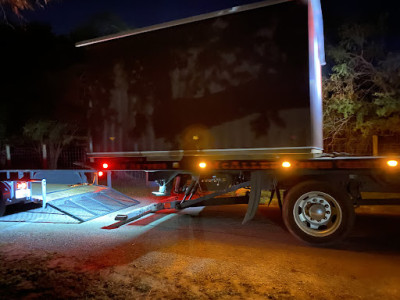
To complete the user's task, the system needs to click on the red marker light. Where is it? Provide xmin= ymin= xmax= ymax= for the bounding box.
xmin=102 ymin=163 xmax=109 ymax=169
xmin=17 ymin=182 xmax=28 ymax=190
xmin=98 ymin=171 xmax=104 ymax=177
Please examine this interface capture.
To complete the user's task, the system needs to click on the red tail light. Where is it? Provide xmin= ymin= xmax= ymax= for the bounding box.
xmin=102 ymin=163 xmax=109 ymax=169
xmin=98 ymin=171 xmax=104 ymax=177
xmin=16 ymin=182 xmax=28 ymax=190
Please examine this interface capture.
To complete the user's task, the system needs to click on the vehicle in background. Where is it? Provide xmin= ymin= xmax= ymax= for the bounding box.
xmin=0 ymin=172 xmax=33 ymax=216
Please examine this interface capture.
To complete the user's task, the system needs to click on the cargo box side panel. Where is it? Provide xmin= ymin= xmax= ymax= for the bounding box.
xmin=84 ymin=1 xmax=313 ymax=154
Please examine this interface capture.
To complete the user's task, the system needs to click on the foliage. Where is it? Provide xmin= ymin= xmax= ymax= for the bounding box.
xmin=0 ymin=0 xmax=51 ymax=23
xmin=23 ymin=120 xmax=76 ymax=168
xmin=0 ymin=0 xmax=50 ymax=15
xmin=323 ymin=20 xmax=400 ymax=154
xmin=0 ymin=22 xmax=83 ymax=140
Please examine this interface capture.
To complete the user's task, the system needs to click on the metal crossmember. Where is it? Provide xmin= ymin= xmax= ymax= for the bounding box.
xmin=177 ymin=181 xmax=251 ymax=209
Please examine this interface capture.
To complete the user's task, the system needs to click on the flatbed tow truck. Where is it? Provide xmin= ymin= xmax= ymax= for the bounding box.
xmin=91 ymin=155 xmax=400 ymax=245
xmin=75 ymin=0 xmax=400 ymax=245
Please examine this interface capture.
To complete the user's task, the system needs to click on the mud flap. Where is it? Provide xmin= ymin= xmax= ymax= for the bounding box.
xmin=242 ymin=171 xmax=270 ymax=224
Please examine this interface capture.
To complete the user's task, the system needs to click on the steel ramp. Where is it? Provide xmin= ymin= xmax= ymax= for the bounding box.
xmin=47 ymin=188 xmax=140 ymax=222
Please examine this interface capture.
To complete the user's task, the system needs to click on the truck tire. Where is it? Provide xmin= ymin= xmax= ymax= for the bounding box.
xmin=282 ymin=181 xmax=355 ymax=246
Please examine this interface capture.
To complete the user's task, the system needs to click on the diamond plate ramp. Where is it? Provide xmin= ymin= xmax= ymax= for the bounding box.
xmin=47 ymin=188 xmax=140 ymax=222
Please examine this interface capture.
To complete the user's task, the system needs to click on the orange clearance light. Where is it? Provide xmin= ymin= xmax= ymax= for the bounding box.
xmin=102 ymin=163 xmax=109 ymax=169
xmin=98 ymin=171 xmax=104 ymax=177
xmin=282 ymin=161 xmax=291 ymax=168
xmin=199 ymin=162 xmax=207 ymax=169
xmin=387 ymin=160 xmax=398 ymax=167
xmin=17 ymin=182 xmax=27 ymax=189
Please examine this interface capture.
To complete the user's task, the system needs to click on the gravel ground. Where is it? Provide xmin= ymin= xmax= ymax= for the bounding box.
xmin=0 ymin=186 xmax=400 ymax=299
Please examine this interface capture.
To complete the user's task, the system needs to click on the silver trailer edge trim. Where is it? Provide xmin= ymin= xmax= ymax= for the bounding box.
xmin=88 ymin=147 xmax=323 ymax=161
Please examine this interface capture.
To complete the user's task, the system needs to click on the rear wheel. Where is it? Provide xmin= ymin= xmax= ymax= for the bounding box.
xmin=282 ymin=181 xmax=355 ymax=246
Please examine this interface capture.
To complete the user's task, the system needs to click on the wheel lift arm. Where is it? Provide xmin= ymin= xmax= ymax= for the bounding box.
xmin=109 ymin=171 xmax=273 ymax=229
xmin=109 ymin=180 xmax=251 ymax=229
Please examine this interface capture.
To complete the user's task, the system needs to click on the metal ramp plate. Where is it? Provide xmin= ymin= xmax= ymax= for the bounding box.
xmin=0 ymin=204 xmax=81 ymax=224
xmin=47 ymin=188 xmax=140 ymax=222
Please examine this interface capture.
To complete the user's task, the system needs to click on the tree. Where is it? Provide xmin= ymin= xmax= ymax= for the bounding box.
xmin=23 ymin=120 xmax=76 ymax=169
xmin=0 ymin=0 xmax=52 ymax=25
xmin=323 ymin=20 xmax=400 ymax=154
xmin=0 ymin=22 xmax=82 ymax=138
xmin=0 ymin=0 xmax=51 ymax=17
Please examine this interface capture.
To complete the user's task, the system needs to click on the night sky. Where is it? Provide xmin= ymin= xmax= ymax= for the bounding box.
xmin=21 ymin=0 xmax=400 ymax=48
xmin=25 ymin=0 xmax=265 ymax=35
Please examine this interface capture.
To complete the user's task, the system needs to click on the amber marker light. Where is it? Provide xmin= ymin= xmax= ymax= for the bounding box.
xmin=386 ymin=160 xmax=398 ymax=167
xmin=199 ymin=162 xmax=207 ymax=169
xmin=282 ymin=161 xmax=292 ymax=168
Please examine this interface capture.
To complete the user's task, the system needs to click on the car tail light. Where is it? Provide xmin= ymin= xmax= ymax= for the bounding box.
xmin=16 ymin=182 xmax=28 ymax=190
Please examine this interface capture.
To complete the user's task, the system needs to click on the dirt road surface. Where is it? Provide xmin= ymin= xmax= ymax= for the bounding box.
xmin=1 ymin=198 xmax=400 ymax=299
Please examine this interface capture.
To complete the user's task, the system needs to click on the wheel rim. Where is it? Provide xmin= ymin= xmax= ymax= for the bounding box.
xmin=292 ymin=191 xmax=342 ymax=237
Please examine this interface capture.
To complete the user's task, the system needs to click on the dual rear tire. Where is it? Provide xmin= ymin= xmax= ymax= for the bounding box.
xmin=282 ymin=181 xmax=355 ymax=245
